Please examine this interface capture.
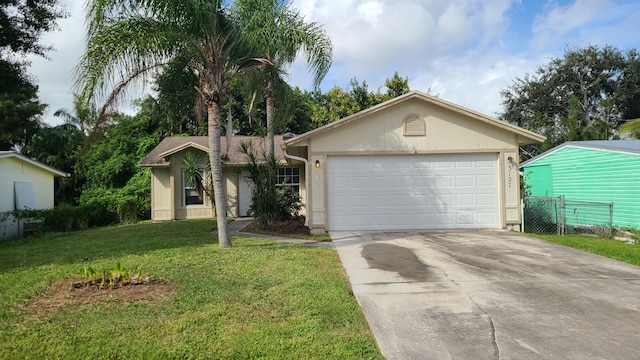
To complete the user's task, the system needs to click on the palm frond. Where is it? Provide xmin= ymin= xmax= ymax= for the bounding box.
xmin=619 ymin=118 xmax=640 ymax=138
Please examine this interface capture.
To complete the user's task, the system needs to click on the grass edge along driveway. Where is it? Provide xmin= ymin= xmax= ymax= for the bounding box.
xmin=530 ymin=232 xmax=640 ymax=267
xmin=0 ymin=220 xmax=383 ymax=359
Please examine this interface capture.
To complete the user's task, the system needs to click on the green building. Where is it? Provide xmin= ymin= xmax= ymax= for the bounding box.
xmin=520 ymin=140 xmax=640 ymax=229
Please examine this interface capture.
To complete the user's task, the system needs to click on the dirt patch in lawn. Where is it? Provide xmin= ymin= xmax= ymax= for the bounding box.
xmin=18 ymin=279 xmax=173 ymax=319
xmin=243 ymin=218 xmax=311 ymax=235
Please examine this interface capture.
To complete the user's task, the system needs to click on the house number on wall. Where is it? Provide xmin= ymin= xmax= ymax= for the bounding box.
xmin=507 ymin=164 xmax=513 ymax=188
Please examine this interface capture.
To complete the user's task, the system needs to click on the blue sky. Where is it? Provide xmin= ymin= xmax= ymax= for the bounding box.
xmin=28 ymin=0 xmax=640 ymax=126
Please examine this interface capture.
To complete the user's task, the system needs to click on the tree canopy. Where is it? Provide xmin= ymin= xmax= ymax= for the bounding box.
xmin=0 ymin=0 xmax=66 ymax=150
xmin=0 ymin=60 xmax=45 ymax=150
xmin=500 ymin=45 xmax=640 ymax=153
xmin=0 ymin=0 xmax=66 ymax=57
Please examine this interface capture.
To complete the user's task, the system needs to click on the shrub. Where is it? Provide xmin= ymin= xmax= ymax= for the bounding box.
xmin=240 ymin=141 xmax=302 ymax=230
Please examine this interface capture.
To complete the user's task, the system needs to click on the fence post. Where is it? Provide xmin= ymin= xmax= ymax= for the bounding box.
xmin=520 ymin=199 xmax=525 ymax=232
xmin=560 ymin=195 xmax=566 ymax=236
xmin=609 ymin=202 xmax=614 ymax=237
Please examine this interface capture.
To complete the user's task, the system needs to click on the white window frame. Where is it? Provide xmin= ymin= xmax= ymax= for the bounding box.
xmin=276 ymin=167 xmax=300 ymax=194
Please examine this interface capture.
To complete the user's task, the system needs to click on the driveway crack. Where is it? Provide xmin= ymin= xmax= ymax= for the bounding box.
xmin=479 ymin=303 xmax=501 ymax=360
xmin=449 ymin=277 xmax=501 ymax=360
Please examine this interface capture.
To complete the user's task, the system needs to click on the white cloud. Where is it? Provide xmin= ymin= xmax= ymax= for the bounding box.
xmin=531 ymin=0 xmax=615 ymax=49
xmin=289 ymin=0 xmax=518 ymax=114
xmin=24 ymin=0 xmax=640 ymax=126
xmin=27 ymin=1 xmax=86 ymax=124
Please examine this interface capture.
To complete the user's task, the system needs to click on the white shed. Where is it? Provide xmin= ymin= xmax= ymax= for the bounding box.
xmin=0 ymin=151 xmax=69 ymax=239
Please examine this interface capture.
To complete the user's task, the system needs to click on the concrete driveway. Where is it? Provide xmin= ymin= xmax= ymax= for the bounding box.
xmin=331 ymin=230 xmax=640 ymax=360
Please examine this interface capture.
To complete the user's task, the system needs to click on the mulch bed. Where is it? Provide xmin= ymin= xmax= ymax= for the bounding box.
xmin=242 ymin=218 xmax=310 ymax=235
xmin=18 ymin=279 xmax=173 ymax=320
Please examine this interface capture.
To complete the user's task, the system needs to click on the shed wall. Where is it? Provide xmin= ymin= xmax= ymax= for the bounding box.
xmin=0 ymin=157 xmax=56 ymax=239
xmin=524 ymin=147 xmax=640 ymax=228
xmin=0 ymin=157 xmax=55 ymax=212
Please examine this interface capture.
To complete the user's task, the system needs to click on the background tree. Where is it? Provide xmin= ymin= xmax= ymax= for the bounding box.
xmin=77 ymin=0 xmax=271 ymax=247
xmin=311 ymin=73 xmax=411 ymax=127
xmin=383 ymin=71 xmax=411 ymax=99
xmin=500 ymin=45 xmax=640 ymax=154
xmin=153 ymin=61 xmax=205 ymax=136
xmin=21 ymin=123 xmax=86 ymax=204
xmin=236 ymin=0 xmax=332 ymax=154
xmin=75 ymin=112 xmax=159 ymax=225
xmin=0 ymin=0 xmax=66 ymax=150
xmin=53 ymin=94 xmax=98 ymax=134
xmin=619 ymin=118 xmax=640 ymax=139
xmin=0 ymin=0 xmax=66 ymax=57
xmin=0 ymin=60 xmax=45 ymax=149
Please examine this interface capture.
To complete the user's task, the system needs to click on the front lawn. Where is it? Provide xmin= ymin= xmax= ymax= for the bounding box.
xmin=0 ymin=220 xmax=382 ymax=359
xmin=532 ymin=233 xmax=640 ymax=266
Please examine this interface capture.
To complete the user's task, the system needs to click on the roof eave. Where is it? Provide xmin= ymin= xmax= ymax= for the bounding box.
xmin=0 ymin=152 xmax=70 ymax=177
xmin=158 ymin=142 xmax=209 ymax=158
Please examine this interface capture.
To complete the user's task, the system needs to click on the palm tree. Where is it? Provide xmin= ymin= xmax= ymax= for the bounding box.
xmin=75 ymin=0 xmax=267 ymax=247
xmin=619 ymin=118 xmax=640 ymax=138
xmin=53 ymin=94 xmax=98 ymax=134
xmin=235 ymin=0 xmax=332 ymax=154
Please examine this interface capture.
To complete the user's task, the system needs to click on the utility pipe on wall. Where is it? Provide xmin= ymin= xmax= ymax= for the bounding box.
xmin=282 ymin=147 xmax=309 ymax=227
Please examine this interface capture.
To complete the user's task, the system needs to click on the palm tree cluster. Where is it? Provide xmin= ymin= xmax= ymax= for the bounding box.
xmin=75 ymin=0 xmax=332 ymax=247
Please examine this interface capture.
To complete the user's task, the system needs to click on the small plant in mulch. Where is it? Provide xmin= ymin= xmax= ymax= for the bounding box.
xmin=75 ymin=262 xmax=147 ymax=289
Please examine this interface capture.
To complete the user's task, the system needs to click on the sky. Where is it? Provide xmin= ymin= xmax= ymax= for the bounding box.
xmin=27 ymin=0 xmax=640 ymax=126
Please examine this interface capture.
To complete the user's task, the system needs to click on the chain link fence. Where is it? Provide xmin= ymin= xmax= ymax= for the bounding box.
xmin=523 ymin=196 xmax=614 ymax=237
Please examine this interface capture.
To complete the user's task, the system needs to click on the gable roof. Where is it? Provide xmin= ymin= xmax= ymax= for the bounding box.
xmin=0 ymin=151 xmax=69 ymax=177
xmin=520 ymin=140 xmax=640 ymax=168
xmin=139 ymin=136 xmax=287 ymax=167
xmin=284 ymin=90 xmax=546 ymax=146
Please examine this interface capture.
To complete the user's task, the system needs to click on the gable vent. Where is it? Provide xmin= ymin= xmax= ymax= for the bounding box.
xmin=403 ymin=114 xmax=426 ymax=136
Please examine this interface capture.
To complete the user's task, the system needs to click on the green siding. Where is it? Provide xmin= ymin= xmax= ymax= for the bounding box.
xmin=524 ymin=147 xmax=640 ymax=229
xmin=525 ymin=164 xmax=553 ymax=196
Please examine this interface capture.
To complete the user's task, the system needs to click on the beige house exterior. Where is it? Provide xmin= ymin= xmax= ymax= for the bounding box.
xmin=284 ymin=91 xmax=545 ymax=233
xmin=139 ymin=136 xmax=306 ymax=221
xmin=141 ymin=91 xmax=544 ymax=231
xmin=0 ymin=151 xmax=69 ymax=239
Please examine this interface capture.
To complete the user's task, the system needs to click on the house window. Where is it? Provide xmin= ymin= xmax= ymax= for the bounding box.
xmin=183 ymin=172 xmax=204 ymax=206
xmin=276 ymin=167 xmax=300 ymax=194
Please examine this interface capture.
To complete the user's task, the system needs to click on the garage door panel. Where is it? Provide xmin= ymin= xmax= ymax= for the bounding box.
xmin=456 ymin=194 xmax=474 ymax=206
xmin=456 ymin=175 xmax=475 ymax=187
xmin=477 ymin=193 xmax=497 ymax=206
xmin=477 ymin=175 xmax=496 ymax=187
xmin=456 ymin=212 xmax=474 ymax=225
xmin=327 ymin=154 xmax=499 ymax=230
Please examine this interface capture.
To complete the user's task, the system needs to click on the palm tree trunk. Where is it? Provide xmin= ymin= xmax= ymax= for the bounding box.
xmin=208 ymin=101 xmax=231 ymax=248
xmin=266 ymin=92 xmax=275 ymax=155
xmin=226 ymin=98 xmax=232 ymax=156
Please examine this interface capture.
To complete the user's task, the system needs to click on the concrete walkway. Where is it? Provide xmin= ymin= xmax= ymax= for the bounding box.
xmin=228 ymin=218 xmax=334 ymax=249
xmin=331 ymin=229 xmax=640 ymax=360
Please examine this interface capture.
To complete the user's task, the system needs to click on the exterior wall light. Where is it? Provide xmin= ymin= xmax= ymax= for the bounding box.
xmin=315 ymin=160 xmax=320 ymax=168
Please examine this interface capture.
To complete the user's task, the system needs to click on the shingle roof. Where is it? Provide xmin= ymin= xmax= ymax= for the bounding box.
xmin=139 ymin=136 xmax=287 ymax=167
xmin=0 ymin=151 xmax=69 ymax=177
xmin=520 ymin=140 xmax=640 ymax=168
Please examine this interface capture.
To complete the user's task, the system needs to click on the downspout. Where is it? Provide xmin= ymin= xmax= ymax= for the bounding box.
xmin=282 ymin=146 xmax=309 ymax=227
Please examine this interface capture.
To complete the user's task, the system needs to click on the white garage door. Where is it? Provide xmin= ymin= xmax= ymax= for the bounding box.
xmin=327 ymin=154 xmax=499 ymax=230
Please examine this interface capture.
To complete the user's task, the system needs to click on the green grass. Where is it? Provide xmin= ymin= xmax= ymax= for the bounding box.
xmin=244 ymin=228 xmax=332 ymax=242
xmin=532 ymin=233 xmax=640 ymax=266
xmin=0 ymin=220 xmax=382 ymax=359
